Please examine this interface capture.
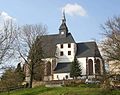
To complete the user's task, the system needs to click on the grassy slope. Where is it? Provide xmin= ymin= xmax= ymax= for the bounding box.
xmin=0 ymin=85 xmax=120 ymax=95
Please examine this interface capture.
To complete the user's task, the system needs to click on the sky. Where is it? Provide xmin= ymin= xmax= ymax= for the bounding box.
xmin=0 ymin=0 xmax=120 ymax=42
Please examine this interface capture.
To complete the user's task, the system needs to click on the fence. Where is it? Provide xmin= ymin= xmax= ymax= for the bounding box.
xmin=0 ymin=85 xmax=25 ymax=93
xmin=45 ymin=79 xmax=85 ymax=87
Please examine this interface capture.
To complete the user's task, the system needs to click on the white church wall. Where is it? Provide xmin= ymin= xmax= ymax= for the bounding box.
xmin=77 ymin=58 xmax=86 ymax=75
xmin=42 ymin=58 xmax=53 ymax=63
xmin=53 ymin=73 xmax=71 ymax=80
xmin=77 ymin=57 xmax=103 ymax=76
xmin=56 ymin=43 xmax=76 ymax=63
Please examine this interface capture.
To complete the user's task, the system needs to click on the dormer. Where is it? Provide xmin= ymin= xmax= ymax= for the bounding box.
xmin=59 ymin=11 xmax=68 ymax=37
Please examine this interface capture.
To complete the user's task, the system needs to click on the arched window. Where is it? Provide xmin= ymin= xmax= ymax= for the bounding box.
xmin=88 ymin=59 xmax=93 ymax=75
xmin=46 ymin=61 xmax=51 ymax=76
xmin=95 ymin=59 xmax=101 ymax=75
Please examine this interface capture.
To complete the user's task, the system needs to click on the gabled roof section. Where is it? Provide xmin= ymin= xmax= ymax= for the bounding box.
xmin=40 ymin=33 xmax=75 ymax=58
xmin=54 ymin=62 xmax=71 ymax=73
xmin=76 ymin=41 xmax=102 ymax=58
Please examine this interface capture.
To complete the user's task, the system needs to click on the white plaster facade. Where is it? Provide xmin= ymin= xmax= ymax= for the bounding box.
xmin=77 ymin=58 xmax=86 ymax=75
xmin=53 ymin=73 xmax=71 ymax=80
xmin=53 ymin=57 xmax=103 ymax=80
xmin=56 ymin=43 xmax=76 ymax=63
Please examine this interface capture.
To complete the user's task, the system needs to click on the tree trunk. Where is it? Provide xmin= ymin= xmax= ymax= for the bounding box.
xmin=29 ymin=73 xmax=33 ymax=88
xmin=29 ymin=65 xmax=34 ymax=88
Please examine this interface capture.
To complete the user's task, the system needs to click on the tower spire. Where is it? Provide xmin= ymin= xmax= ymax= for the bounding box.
xmin=62 ymin=10 xmax=66 ymax=23
xmin=59 ymin=10 xmax=68 ymax=37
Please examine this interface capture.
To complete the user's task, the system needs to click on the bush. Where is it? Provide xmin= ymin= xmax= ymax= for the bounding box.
xmin=63 ymin=81 xmax=79 ymax=87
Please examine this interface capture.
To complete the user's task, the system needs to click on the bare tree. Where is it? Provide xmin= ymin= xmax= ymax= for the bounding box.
xmin=101 ymin=16 xmax=120 ymax=72
xmin=101 ymin=16 xmax=120 ymax=89
xmin=0 ymin=20 xmax=17 ymax=65
xmin=16 ymin=24 xmax=47 ymax=88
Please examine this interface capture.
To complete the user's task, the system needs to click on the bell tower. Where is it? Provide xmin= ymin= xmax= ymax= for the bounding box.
xmin=59 ymin=11 xmax=68 ymax=37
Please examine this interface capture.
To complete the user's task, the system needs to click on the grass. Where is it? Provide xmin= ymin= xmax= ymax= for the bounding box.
xmin=0 ymin=84 xmax=120 ymax=95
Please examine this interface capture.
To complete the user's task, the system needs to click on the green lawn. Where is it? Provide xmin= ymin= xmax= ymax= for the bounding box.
xmin=0 ymin=84 xmax=120 ymax=95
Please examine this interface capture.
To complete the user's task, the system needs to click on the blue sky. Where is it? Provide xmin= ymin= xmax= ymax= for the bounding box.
xmin=0 ymin=0 xmax=120 ymax=42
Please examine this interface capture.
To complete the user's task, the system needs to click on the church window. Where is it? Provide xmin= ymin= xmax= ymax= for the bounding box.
xmin=68 ymin=51 xmax=71 ymax=55
xmin=60 ymin=51 xmax=64 ymax=56
xmin=95 ymin=59 xmax=101 ymax=75
xmin=88 ymin=59 xmax=93 ymax=75
xmin=46 ymin=61 xmax=51 ymax=76
xmin=61 ymin=44 xmax=63 ymax=48
xmin=68 ymin=43 xmax=71 ymax=48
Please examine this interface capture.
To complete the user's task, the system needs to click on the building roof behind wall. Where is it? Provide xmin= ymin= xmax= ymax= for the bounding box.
xmin=54 ymin=62 xmax=71 ymax=73
xmin=76 ymin=41 xmax=102 ymax=58
xmin=40 ymin=33 xmax=75 ymax=58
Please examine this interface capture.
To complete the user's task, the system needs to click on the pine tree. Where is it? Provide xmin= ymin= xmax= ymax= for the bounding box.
xmin=15 ymin=63 xmax=25 ymax=82
xmin=15 ymin=63 xmax=22 ymax=72
xmin=70 ymin=57 xmax=82 ymax=79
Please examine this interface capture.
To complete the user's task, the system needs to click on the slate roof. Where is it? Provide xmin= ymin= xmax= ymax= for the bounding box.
xmin=40 ymin=33 xmax=75 ymax=58
xmin=76 ymin=42 xmax=102 ymax=58
xmin=54 ymin=62 xmax=71 ymax=73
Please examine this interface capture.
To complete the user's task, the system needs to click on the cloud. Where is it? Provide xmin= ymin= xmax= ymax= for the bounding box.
xmin=62 ymin=3 xmax=87 ymax=16
xmin=0 ymin=11 xmax=16 ymax=21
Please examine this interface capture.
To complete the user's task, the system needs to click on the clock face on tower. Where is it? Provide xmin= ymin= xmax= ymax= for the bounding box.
xmin=61 ymin=31 xmax=64 ymax=35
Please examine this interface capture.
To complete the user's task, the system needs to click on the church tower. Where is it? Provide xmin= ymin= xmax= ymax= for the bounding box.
xmin=59 ymin=11 xmax=68 ymax=37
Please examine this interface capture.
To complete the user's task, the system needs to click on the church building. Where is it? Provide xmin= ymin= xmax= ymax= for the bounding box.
xmin=40 ymin=12 xmax=104 ymax=81
xmin=24 ymin=12 xmax=104 ymax=81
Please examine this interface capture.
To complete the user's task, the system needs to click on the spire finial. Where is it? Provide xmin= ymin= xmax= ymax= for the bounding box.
xmin=62 ymin=10 xmax=66 ymax=23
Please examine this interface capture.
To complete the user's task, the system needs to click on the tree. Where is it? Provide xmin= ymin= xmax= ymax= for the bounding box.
xmin=15 ymin=63 xmax=22 ymax=72
xmin=33 ymin=63 xmax=45 ymax=81
xmin=70 ymin=57 xmax=82 ymax=79
xmin=0 ymin=20 xmax=17 ymax=65
xmin=101 ymin=16 xmax=120 ymax=61
xmin=0 ymin=67 xmax=24 ymax=94
xmin=101 ymin=16 xmax=120 ymax=73
xmin=101 ymin=16 xmax=120 ymax=89
xmin=28 ymin=36 xmax=45 ymax=87
xmin=15 ymin=63 xmax=25 ymax=82
xmin=16 ymin=24 xmax=47 ymax=88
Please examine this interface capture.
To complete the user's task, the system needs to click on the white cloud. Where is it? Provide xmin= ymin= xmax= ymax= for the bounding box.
xmin=0 ymin=11 xmax=16 ymax=21
xmin=62 ymin=3 xmax=87 ymax=16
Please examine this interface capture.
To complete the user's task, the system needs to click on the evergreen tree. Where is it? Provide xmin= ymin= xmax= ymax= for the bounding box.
xmin=15 ymin=63 xmax=25 ymax=82
xmin=15 ymin=63 xmax=22 ymax=72
xmin=70 ymin=57 xmax=82 ymax=79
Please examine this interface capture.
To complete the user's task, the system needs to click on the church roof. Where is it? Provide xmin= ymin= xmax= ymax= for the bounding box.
xmin=40 ymin=33 xmax=75 ymax=58
xmin=36 ymin=13 xmax=102 ymax=59
xmin=54 ymin=62 xmax=71 ymax=73
xmin=76 ymin=41 xmax=102 ymax=58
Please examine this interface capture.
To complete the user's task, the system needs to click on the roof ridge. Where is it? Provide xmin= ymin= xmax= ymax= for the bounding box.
xmin=77 ymin=41 xmax=96 ymax=44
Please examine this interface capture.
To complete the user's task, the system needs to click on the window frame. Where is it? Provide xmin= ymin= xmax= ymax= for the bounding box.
xmin=61 ymin=44 xmax=63 ymax=48
xmin=60 ymin=51 xmax=64 ymax=56
xmin=68 ymin=51 xmax=71 ymax=55
xmin=68 ymin=43 xmax=71 ymax=48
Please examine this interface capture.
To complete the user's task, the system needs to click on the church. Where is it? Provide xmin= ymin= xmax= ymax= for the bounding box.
xmin=24 ymin=13 xmax=104 ymax=81
xmin=39 ymin=12 xmax=104 ymax=81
